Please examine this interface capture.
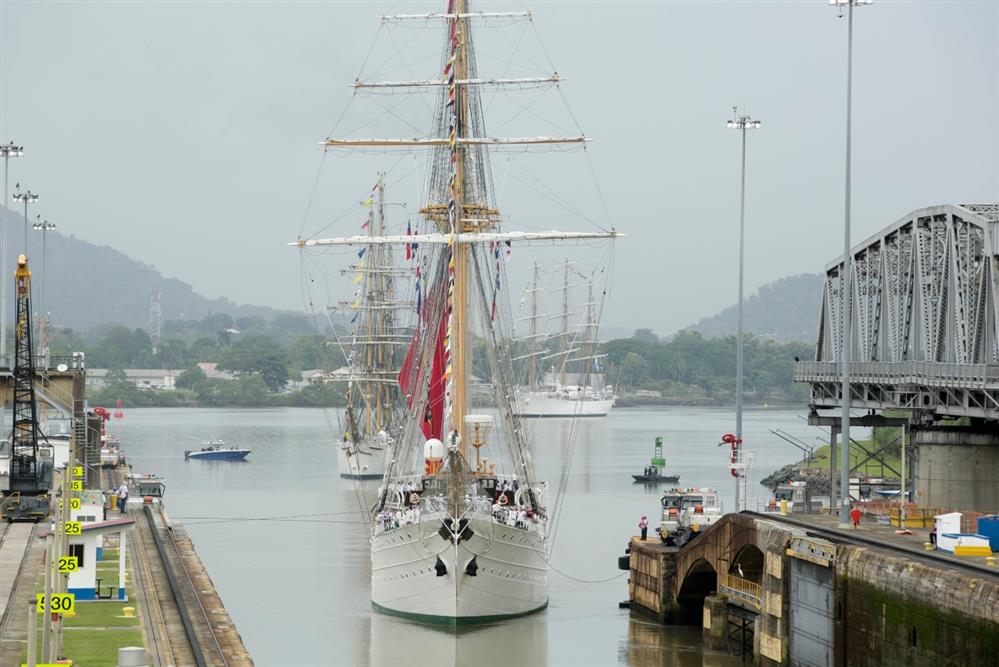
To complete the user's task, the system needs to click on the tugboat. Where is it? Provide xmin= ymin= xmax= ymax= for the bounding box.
xmin=184 ymin=439 xmax=251 ymax=461
xmin=632 ymin=437 xmax=679 ymax=483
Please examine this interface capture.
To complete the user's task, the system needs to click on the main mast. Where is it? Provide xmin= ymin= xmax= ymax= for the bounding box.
xmin=451 ymin=0 xmax=471 ymax=453
xmin=530 ymin=260 xmax=539 ymax=388
xmin=301 ymin=1 xmax=621 ymax=474
xmin=583 ymin=279 xmax=595 ymax=386
xmin=560 ymin=259 xmax=569 ymax=387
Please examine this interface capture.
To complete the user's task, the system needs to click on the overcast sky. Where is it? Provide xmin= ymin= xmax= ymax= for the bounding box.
xmin=1 ymin=1 xmax=996 ymax=335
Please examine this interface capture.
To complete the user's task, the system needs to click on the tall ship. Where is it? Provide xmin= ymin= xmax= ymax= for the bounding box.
xmin=294 ymin=0 xmax=620 ymax=624
xmin=337 ymin=179 xmax=410 ymax=480
xmin=514 ymin=260 xmax=615 ymax=418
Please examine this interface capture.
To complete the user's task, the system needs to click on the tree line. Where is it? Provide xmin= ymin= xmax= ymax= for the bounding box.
xmin=603 ymin=329 xmax=813 ymax=403
xmin=52 ymin=314 xmax=815 ymax=408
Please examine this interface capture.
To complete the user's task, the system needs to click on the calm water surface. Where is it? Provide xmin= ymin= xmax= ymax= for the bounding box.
xmin=113 ymin=406 xmax=847 ymax=666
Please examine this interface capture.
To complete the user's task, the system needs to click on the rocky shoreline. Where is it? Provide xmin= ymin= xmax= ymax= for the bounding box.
xmin=759 ymin=460 xmax=831 ymax=495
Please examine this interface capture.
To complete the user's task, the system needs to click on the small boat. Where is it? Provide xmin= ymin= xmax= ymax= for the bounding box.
xmin=632 ymin=436 xmax=679 ymax=483
xmin=184 ymin=440 xmax=251 ymax=461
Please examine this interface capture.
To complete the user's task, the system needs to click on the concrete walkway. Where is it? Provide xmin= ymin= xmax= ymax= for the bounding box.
xmin=790 ymin=511 xmax=997 ymax=569
xmin=0 ymin=523 xmax=34 ymax=619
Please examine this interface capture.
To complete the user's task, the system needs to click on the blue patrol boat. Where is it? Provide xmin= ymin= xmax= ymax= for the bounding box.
xmin=184 ymin=440 xmax=251 ymax=461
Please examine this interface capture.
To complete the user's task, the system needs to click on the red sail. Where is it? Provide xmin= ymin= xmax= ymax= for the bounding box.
xmin=397 ymin=330 xmax=419 ymax=406
xmin=425 ymin=313 xmax=447 ymax=440
xmin=397 ymin=301 xmax=448 ymax=440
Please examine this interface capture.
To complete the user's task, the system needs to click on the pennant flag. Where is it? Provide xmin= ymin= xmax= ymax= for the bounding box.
xmin=357 ymin=247 xmax=366 ymax=258
xmin=353 ymin=273 xmax=363 ymax=285
xmin=361 ymin=219 xmax=370 ymax=229
xmin=362 ymin=197 xmax=374 ymax=206
xmin=405 ymin=221 xmax=413 ymax=260
xmin=350 ymin=313 xmax=358 ymax=324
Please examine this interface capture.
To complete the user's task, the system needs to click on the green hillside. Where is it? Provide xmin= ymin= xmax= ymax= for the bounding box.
xmin=687 ymin=273 xmax=823 ymax=343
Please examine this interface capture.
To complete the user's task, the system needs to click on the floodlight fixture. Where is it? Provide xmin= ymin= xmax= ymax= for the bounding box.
xmin=0 ymin=142 xmax=24 ymax=158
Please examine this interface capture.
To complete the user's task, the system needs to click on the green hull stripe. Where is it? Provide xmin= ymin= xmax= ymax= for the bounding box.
xmin=372 ymin=599 xmax=548 ymax=627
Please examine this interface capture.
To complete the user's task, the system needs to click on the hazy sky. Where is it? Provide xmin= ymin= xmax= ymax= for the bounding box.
xmin=1 ymin=1 xmax=996 ymax=334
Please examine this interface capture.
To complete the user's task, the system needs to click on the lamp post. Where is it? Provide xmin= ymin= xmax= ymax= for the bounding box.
xmin=32 ymin=219 xmax=56 ymax=325
xmin=0 ymin=142 xmax=24 ymax=368
xmin=727 ymin=107 xmax=761 ymax=512
xmin=33 ymin=219 xmax=56 ymax=367
xmin=830 ymin=0 xmax=872 ymax=526
xmin=12 ymin=185 xmax=38 ymax=257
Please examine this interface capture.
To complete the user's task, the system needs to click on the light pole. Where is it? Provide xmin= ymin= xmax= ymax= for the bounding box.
xmin=830 ymin=0 xmax=872 ymax=526
xmin=32 ymin=219 xmax=55 ymax=323
xmin=0 ymin=142 xmax=24 ymax=368
xmin=12 ymin=185 xmax=38 ymax=257
xmin=727 ymin=107 xmax=761 ymax=512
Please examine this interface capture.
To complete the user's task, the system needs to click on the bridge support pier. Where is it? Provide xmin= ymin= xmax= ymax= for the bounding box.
xmin=913 ymin=427 xmax=999 ymax=512
xmin=701 ymin=595 xmax=728 ymax=650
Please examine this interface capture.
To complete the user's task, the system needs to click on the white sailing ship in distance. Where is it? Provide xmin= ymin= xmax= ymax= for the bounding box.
xmin=514 ymin=259 xmax=615 ymax=418
xmin=336 ymin=179 xmax=411 ymax=480
xmin=295 ymin=0 xmax=621 ymax=625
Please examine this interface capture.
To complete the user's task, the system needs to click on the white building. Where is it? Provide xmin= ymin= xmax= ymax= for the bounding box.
xmin=196 ymin=362 xmax=236 ymax=381
xmin=65 ymin=517 xmax=134 ymax=601
xmin=87 ymin=369 xmax=181 ymax=391
xmin=72 ymin=489 xmax=108 ymax=559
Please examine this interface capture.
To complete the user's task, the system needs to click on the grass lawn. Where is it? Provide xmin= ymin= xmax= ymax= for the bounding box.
xmin=804 ymin=439 xmax=902 ymax=478
xmin=63 ymin=600 xmax=142 ymax=628
xmin=93 ymin=564 xmax=127 ymax=591
xmin=26 ymin=628 xmax=145 ymax=667
xmin=23 ymin=539 xmax=146 ymax=666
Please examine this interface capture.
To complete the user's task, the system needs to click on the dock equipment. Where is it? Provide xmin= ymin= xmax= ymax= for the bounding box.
xmin=2 ymin=255 xmax=51 ymax=521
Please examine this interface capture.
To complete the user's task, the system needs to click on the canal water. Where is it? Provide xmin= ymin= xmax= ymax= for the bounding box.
xmin=112 ymin=406 xmax=846 ymax=666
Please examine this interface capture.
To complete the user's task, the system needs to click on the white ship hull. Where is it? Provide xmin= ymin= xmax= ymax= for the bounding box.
xmin=371 ymin=514 xmax=548 ymax=625
xmin=513 ymin=389 xmax=614 ymax=418
xmin=337 ymin=442 xmax=386 ymax=480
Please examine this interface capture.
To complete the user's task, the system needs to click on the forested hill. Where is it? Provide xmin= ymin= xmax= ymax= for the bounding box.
xmin=687 ymin=273 xmax=823 ymax=343
xmin=1 ymin=206 xmax=294 ymax=329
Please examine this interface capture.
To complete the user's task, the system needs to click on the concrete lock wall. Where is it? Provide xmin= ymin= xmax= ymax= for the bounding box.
xmin=836 ymin=545 xmax=999 ymax=666
xmin=914 ymin=429 xmax=999 ymax=512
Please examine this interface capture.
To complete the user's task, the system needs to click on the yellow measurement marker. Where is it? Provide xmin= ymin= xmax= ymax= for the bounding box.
xmin=58 ymin=556 xmax=79 ymax=573
xmin=73 ymin=465 xmax=84 ymax=478
xmin=62 ymin=521 xmax=82 ymax=536
xmin=57 ymin=498 xmax=82 ymax=511
xmin=36 ymin=593 xmax=75 ymax=614
xmin=71 ymin=480 xmax=83 ymax=491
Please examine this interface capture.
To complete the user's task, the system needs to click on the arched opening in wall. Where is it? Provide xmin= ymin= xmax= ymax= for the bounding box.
xmin=730 ymin=544 xmax=765 ymax=584
xmin=676 ymin=558 xmax=716 ymax=625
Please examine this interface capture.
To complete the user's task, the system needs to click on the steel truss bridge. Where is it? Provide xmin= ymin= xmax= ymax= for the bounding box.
xmin=794 ymin=203 xmax=999 ymax=420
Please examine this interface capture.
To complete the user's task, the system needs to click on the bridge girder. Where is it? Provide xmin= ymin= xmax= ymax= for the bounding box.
xmin=799 ymin=204 xmax=999 ymax=419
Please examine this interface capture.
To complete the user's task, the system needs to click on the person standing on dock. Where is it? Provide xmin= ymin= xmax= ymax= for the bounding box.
xmin=118 ymin=483 xmax=129 ymax=514
xmin=639 ymin=515 xmax=648 ymax=541
xmin=849 ymin=506 xmax=862 ymax=529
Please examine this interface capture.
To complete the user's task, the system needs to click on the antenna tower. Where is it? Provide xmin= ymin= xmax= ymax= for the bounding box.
xmin=150 ymin=289 xmax=162 ymax=354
